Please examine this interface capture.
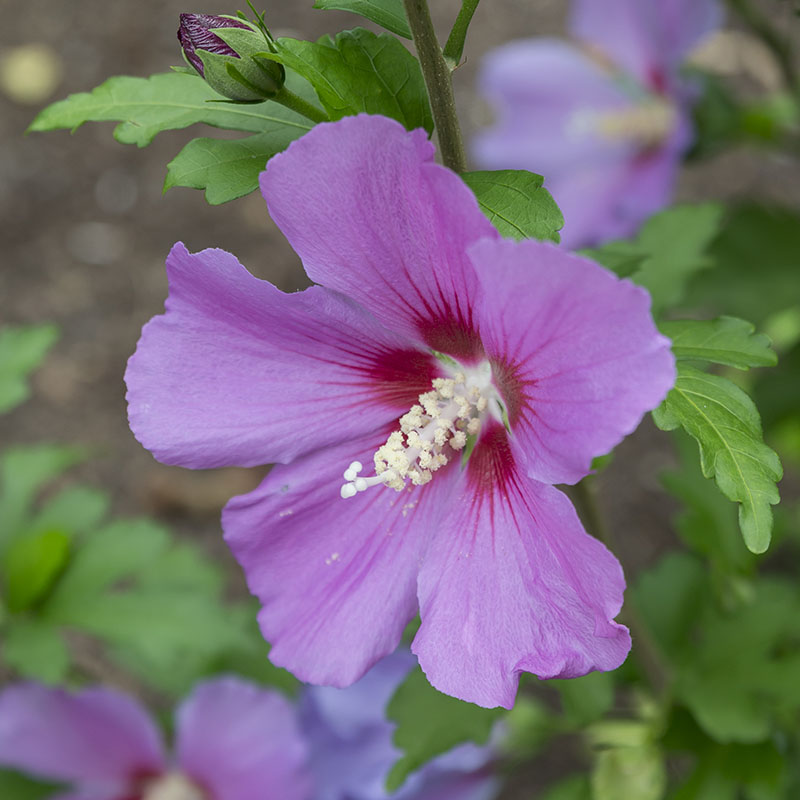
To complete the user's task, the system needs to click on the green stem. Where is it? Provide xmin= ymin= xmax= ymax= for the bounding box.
xmin=272 ymin=86 xmax=329 ymax=124
xmin=726 ymin=0 xmax=800 ymax=98
xmin=571 ymin=479 xmax=671 ymax=697
xmin=403 ymin=0 xmax=468 ymax=173
xmin=443 ymin=0 xmax=481 ymax=70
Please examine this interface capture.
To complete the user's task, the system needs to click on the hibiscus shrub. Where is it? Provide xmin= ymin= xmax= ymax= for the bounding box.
xmin=13 ymin=0 xmax=800 ymax=797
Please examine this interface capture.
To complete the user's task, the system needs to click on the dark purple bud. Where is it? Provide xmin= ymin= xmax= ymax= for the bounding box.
xmin=178 ymin=13 xmax=250 ymax=77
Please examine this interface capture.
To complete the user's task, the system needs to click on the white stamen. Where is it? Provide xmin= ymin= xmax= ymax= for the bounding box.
xmin=339 ymin=361 xmax=500 ymax=498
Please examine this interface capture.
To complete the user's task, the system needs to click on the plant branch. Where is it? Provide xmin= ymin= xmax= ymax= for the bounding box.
xmin=443 ymin=0 xmax=481 ymax=70
xmin=571 ymin=479 xmax=671 ymax=697
xmin=403 ymin=0 xmax=468 ymax=173
xmin=726 ymin=0 xmax=800 ymax=97
xmin=272 ymin=86 xmax=329 ymax=124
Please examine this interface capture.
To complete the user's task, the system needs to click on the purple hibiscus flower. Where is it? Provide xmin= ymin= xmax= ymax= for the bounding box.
xmin=301 ymin=650 xmax=499 ymax=800
xmin=473 ymin=0 xmax=722 ymax=249
xmin=125 ymin=113 xmax=675 ymax=708
xmin=0 ymin=677 xmax=309 ymax=800
xmin=0 ymin=660 xmax=498 ymax=800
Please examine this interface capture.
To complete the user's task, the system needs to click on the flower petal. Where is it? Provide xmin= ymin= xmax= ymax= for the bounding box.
xmin=223 ymin=433 xmax=459 ymax=687
xmin=175 ymin=677 xmax=309 ymax=800
xmin=0 ymin=684 xmax=164 ymax=784
xmin=299 ymin=652 xmax=413 ymax=800
xmin=126 ymin=242 xmax=438 ymax=468
xmin=470 ymin=238 xmax=675 ymax=485
xmin=473 ymin=40 xmax=649 ymax=247
xmin=570 ymin=0 xmax=723 ymax=89
xmin=262 ymin=114 xmax=498 ymax=360
xmin=413 ymin=424 xmax=631 ymax=709
xmin=474 ymin=40 xmax=634 ymax=173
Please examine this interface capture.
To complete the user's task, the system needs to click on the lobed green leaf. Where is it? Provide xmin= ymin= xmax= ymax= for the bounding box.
xmin=2 ymin=618 xmax=69 ymax=683
xmin=29 ymin=72 xmax=312 ymax=147
xmin=661 ymin=316 xmax=777 ymax=370
xmin=270 ymin=29 xmax=432 ymax=133
xmin=653 ymin=365 xmax=782 ymax=553
xmin=461 ymin=170 xmax=563 ymax=242
xmin=313 ymin=0 xmax=411 ymax=38
xmin=584 ymin=204 xmax=723 ymax=315
xmin=165 ymin=130 xmax=299 ymax=204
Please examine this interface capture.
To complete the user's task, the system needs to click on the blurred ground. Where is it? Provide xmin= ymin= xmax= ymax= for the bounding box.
xmin=1 ymin=0 xmax=799 ymax=794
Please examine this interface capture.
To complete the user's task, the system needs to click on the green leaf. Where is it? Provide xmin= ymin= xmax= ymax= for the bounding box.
xmin=661 ymin=317 xmax=777 ymax=370
xmin=662 ymin=432 xmax=753 ymax=578
xmin=0 ymin=444 xmax=83 ymax=552
xmin=44 ymin=518 xmax=168 ymax=605
xmin=540 ymin=776 xmax=592 ymax=800
xmin=688 ymin=204 xmax=800 ymax=325
xmin=581 ymin=240 xmax=647 ymax=278
xmin=586 ymin=204 xmax=723 ymax=315
xmin=0 ymin=770 xmax=61 ymax=800
xmin=313 ymin=0 xmax=411 ymax=38
xmin=27 ymin=486 xmax=109 ymax=539
xmin=673 ymin=740 xmax=787 ymax=800
xmin=3 ymin=529 xmax=70 ymax=612
xmin=631 ymin=204 xmax=723 ymax=314
xmin=461 ymin=170 xmax=563 ymax=243
xmin=549 ymin=671 xmax=614 ymax=727
xmin=0 ymin=325 xmax=58 ymax=414
xmin=675 ymin=579 xmax=800 ymax=744
xmin=270 ymin=30 xmax=432 ymax=132
xmin=386 ymin=667 xmax=502 ymax=791
xmin=591 ymin=745 xmax=666 ymax=800
xmin=165 ymin=130 xmax=299 ymax=204
xmin=2 ymin=618 xmax=69 ymax=682
xmin=632 ymin=552 xmax=708 ymax=657
xmin=652 ymin=365 xmax=782 ymax=553
xmin=29 ymin=72 xmax=312 ymax=147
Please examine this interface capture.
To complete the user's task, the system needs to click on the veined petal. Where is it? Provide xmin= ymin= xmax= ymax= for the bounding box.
xmin=223 ymin=432 xmax=460 ymax=688
xmin=262 ymin=114 xmax=498 ymax=361
xmin=0 ymin=684 xmax=164 ymax=784
xmin=175 ymin=678 xmax=310 ymax=800
xmin=570 ymin=0 xmax=723 ymax=90
xmin=469 ymin=238 xmax=674 ymax=486
xmin=413 ymin=423 xmax=631 ymax=709
xmin=126 ymin=242 xmax=438 ymax=469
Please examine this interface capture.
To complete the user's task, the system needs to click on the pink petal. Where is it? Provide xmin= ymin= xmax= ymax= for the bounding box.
xmin=126 ymin=242 xmax=439 ymax=468
xmin=0 ymin=684 xmax=164 ymax=785
xmin=413 ymin=424 xmax=631 ymax=709
xmin=261 ymin=114 xmax=498 ymax=361
xmin=175 ymin=678 xmax=310 ymax=800
xmin=223 ymin=432 xmax=460 ymax=687
xmin=570 ymin=0 xmax=723 ymax=90
xmin=469 ymin=238 xmax=674 ymax=485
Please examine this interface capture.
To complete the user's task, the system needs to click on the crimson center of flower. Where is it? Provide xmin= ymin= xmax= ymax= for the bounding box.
xmin=340 ymin=361 xmax=501 ymax=498
xmin=142 ymin=772 xmax=207 ymax=800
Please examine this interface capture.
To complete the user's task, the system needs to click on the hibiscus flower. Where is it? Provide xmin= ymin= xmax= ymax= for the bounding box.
xmin=473 ymin=0 xmax=722 ymax=248
xmin=126 ymin=113 xmax=674 ymax=708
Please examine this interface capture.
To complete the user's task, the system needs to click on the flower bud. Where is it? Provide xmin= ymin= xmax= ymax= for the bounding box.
xmin=177 ymin=13 xmax=285 ymax=103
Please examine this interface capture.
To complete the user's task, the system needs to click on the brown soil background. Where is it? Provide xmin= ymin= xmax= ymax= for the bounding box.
xmin=1 ymin=0 xmax=798 ymax=795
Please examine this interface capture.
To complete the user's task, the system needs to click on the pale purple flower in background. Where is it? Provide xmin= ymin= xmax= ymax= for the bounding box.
xmin=473 ymin=0 xmax=722 ymax=248
xmin=301 ymin=650 xmax=498 ymax=800
xmin=0 ymin=659 xmax=498 ymax=800
xmin=0 ymin=677 xmax=309 ymax=800
xmin=125 ymin=114 xmax=675 ymax=708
